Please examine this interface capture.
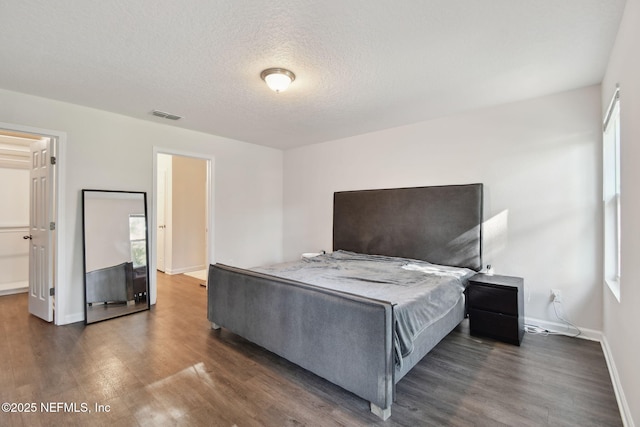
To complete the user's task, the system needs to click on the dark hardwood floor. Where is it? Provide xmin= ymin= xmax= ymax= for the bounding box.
xmin=0 ymin=273 xmax=622 ymax=426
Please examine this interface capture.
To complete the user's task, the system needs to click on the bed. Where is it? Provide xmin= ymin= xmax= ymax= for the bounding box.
xmin=207 ymin=183 xmax=483 ymax=420
xmin=85 ymin=262 xmax=133 ymax=304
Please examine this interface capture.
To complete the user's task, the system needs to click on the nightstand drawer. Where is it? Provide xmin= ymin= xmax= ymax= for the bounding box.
xmin=469 ymin=308 xmax=521 ymax=345
xmin=467 ymin=284 xmax=518 ymax=316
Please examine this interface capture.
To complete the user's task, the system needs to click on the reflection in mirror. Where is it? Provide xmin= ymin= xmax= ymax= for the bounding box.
xmin=82 ymin=190 xmax=150 ymax=324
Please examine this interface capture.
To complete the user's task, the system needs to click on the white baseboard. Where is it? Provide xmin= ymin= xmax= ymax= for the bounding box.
xmin=60 ymin=311 xmax=85 ymax=325
xmin=524 ymin=316 xmax=601 ymax=342
xmin=164 ymin=264 xmax=207 ymax=275
xmin=601 ymin=335 xmax=635 ymax=427
xmin=0 ymin=281 xmax=28 ymax=296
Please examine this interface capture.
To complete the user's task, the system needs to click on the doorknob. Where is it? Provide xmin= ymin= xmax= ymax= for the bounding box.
xmin=23 ymin=235 xmax=33 ymax=240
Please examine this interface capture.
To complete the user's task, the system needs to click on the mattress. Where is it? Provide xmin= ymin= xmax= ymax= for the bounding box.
xmin=252 ymin=250 xmax=475 ymax=365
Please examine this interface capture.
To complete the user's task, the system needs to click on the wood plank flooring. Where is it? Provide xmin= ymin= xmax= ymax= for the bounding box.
xmin=0 ymin=272 xmax=622 ymax=426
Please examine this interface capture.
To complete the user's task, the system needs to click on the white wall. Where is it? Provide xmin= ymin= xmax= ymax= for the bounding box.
xmin=169 ymin=155 xmax=207 ymax=274
xmin=284 ymin=85 xmax=603 ymax=333
xmin=601 ymin=0 xmax=640 ymax=424
xmin=83 ymin=194 xmax=144 ymax=272
xmin=0 ymin=88 xmax=283 ymax=324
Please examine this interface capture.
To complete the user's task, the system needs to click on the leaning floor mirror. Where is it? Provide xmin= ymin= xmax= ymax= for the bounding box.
xmin=82 ymin=190 xmax=150 ymax=324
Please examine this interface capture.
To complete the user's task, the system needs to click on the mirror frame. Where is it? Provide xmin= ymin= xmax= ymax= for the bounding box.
xmin=82 ymin=189 xmax=150 ymax=324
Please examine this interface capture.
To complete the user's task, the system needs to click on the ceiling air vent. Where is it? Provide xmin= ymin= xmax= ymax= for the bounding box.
xmin=151 ymin=110 xmax=183 ymax=121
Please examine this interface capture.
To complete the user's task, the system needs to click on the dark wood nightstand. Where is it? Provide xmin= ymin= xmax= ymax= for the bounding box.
xmin=466 ymin=273 xmax=524 ymax=345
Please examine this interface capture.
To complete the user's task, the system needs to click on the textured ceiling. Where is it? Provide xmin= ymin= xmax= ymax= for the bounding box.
xmin=0 ymin=1 xmax=626 ymax=149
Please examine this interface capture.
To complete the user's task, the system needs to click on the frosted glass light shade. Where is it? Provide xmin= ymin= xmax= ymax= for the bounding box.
xmin=260 ymin=68 xmax=295 ymax=93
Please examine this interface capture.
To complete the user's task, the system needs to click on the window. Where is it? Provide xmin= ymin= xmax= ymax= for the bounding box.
xmin=603 ymin=87 xmax=620 ymax=301
xmin=129 ymin=214 xmax=147 ymax=268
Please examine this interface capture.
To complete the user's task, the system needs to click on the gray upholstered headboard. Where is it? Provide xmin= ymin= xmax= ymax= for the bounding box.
xmin=333 ymin=184 xmax=483 ymax=271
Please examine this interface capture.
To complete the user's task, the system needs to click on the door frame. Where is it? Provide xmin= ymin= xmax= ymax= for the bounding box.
xmin=0 ymin=121 xmax=67 ymax=325
xmin=151 ymin=147 xmax=214 ymax=304
xmin=156 ymin=165 xmax=169 ymax=272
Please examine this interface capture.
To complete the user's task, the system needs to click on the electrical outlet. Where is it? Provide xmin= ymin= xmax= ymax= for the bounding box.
xmin=550 ymin=289 xmax=563 ymax=302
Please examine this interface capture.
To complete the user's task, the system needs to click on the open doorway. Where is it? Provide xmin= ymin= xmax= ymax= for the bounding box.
xmin=0 ymin=132 xmax=32 ymax=296
xmin=0 ymin=127 xmax=59 ymax=323
xmin=154 ymin=151 xmax=211 ymax=291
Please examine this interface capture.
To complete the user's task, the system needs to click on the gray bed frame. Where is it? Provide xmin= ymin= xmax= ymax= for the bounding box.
xmin=208 ymin=183 xmax=483 ymax=420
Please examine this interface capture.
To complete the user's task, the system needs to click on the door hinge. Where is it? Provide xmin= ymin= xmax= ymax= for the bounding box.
xmin=49 ymin=222 xmax=56 ymax=231
xmin=49 ymin=288 xmax=55 ymax=296
xmin=50 ymin=156 xmax=57 ymax=165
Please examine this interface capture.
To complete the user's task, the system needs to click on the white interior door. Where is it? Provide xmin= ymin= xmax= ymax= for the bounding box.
xmin=28 ymin=137 xmax=54 ymax=322
xmin=157 ymin=169 xmax=167 ymax=272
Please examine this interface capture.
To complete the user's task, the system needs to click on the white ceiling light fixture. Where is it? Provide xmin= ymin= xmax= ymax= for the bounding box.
xmin=260 ymin=68 xmax=296 ymax=93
